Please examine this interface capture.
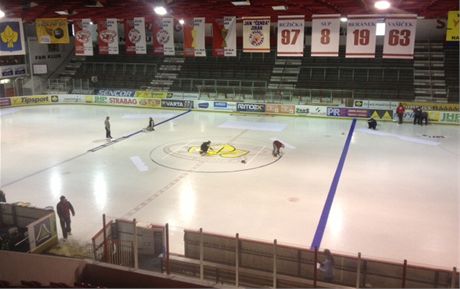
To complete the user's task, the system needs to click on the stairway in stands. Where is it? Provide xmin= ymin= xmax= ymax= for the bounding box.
xmin=268 ymin=58 xmax=301 ymax=102
xmin=413 ymin=42 xmax=447 ymax=102
xmin=149 ymin=57 xmax=184 ymax=91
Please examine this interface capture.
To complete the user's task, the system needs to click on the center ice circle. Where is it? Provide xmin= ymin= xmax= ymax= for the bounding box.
xmin=149 ymin=138 xmax=281 ymax=173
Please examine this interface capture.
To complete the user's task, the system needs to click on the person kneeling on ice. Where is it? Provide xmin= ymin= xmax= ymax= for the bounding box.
xmin=368 ymin=118 xmax=377 ymax=130
xmin=146 ymin=117 xmax=155 ymax=131
xmin=272 ymin=140 xmax=285 ymax=157
xmin=200 ymin=141 xmax=212 ymax=156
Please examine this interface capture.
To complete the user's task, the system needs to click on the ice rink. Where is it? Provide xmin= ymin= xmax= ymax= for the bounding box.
xmin=0 ymin=104 xmax=458 ymax=269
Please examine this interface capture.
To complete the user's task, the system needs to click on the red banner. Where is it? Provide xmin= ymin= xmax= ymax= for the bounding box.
xmin=183 ymin=18 xmax=194 ymax=57
xmin=125 ymin=17 xmax=147 ymax=55
xmin=74 ymin=19 xmax=93 ymax=56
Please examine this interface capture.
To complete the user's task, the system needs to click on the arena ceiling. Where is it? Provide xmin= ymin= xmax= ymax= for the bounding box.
xmin=2 ymin=0 xmax=459 ymax=22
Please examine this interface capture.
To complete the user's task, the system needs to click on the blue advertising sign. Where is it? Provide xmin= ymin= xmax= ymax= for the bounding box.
xmin=236 ymin=103 xmax=266 ymax=113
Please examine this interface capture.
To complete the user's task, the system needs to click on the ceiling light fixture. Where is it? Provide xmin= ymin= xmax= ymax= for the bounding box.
xmin=374 ymin=0 xmax=391 ymax=10
xmin=54 ymin=10 xmax=77 ymax=16
xmin=231 ymin=0 xmax=251 ymax=6
xmin=154 ymin=6 xmax=167 ymax=15
xmin=179 ymin=19 xmax=184 ymax=25
xmin=340 ymin=17 xmax=347 ymax=22
xmin=272 ymin=5 xmax=287 ymax=11
xmin=0 ymin=9 xmax=5 ymax=19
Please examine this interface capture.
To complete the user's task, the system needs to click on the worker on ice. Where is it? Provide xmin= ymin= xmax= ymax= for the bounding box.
xmin=200 ymin=141 xmax=212 ymax=156
xmin=272 ymin=140 xmax=285 ymax=157
xmin=368 ymin=118 xmax=377 ymax=130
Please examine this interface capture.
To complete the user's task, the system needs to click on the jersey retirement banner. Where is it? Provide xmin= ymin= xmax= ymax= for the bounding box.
xmin=277 ymin=15 xmax=304 ymax=57
xmin=36 ymin=18 xmax=70 ymax=44
xmin=153 ymin=17 xmax=175 ymax=56
xmin=346 ymin=15 xmax=378 ymax=58
xmin=125 ymin=17 xmax=147 ymax=55
xmin=383 ymin=15 xmax=417 ymax=59
xmin=98 ymin=19 xmax=119 ymax=55
xmin=446 ymin=11 xmax=459 ymax=41
xmin=74 ymin=19 xmax=93 ymax=56
xmin=184 ymin=17 xmax=206 ymax=57
xmin=0 ymin=18 xmax=26 ymax=56
xmin=311 ymin=14 xmax=340 ymax=57
xmin=212 ymin=16 xmax=236 ymax=57
xmin=243 ymin=16 xmax=270 ymax=53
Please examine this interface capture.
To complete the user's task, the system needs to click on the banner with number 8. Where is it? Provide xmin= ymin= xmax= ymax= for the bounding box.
xmin=383 ymin=15 xmax=417 ymax=59
xmin=311 ymin=14 xmax=340 ymax=57
xmin=277 ymin=15 xmax=305 ymax=57
xmin=346 ymin=15 xmax=378 ymax=58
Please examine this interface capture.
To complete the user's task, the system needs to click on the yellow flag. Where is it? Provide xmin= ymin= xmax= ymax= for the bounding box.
xmin=36 ymin=18 xmax=70 ymax=44
xmin=446 ymin=11 xmax=459 ymax=41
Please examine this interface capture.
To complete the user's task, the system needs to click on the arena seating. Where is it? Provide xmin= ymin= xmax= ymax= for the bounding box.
xmin=444 ymin=43 xmax=459 ymax=102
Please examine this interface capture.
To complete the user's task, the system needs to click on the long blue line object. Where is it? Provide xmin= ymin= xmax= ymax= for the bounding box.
xmin=310 ymin=118 xmax=357 ymax=250
xmin=89 ymin=109 xmax=192 ymax=152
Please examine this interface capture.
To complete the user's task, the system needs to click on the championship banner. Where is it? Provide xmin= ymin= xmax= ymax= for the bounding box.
xmin=212 ymin=16 xmax=236 ymax=57
xmin=98 ymin=19 xmax=119 ymax=55
xmin=153 ymin=17 xmax=175 ymax=56
xmin=74 ymin=19 xmax=93 ymax=56
xmin=243 ymin=16 xmax=270 ymax=53
xmin=35 ymin=18 xmax=70 ymax=44
xmin=446 ymin=11 xmax=459 ymax=41
xmin=345 ymin=15 xmax=378 ymax=58
xmin=125 ymin=17 xmax=147 ymax=55
xmin=277 ymin=15 xmax=304 ymax=57
xmin=183 ymin=17 xmax=206 ymax=57
xmin=0 ymin=18 xmax=26 ymax=56
xmin=311 ymin=14 xmax=340 ymax=57
xmin=383 ymin=15 xmax=417 ymax=59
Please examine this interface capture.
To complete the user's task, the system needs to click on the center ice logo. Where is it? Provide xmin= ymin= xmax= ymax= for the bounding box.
xmin=188 ymin=144 xmax=249 ymax=158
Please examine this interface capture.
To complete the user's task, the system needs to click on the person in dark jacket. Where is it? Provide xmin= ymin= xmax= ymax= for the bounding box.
xmin=105 ymin=116 xmax=112 ymax=139
xmin=318 ymin=249 xmax=335 ymax=282
xmin=146 ymin=117 xmax=155 ymax=131
xmin=413 ymin=107 xmax=422 ymax=125
xmin=368 ymin=118 xmax=377 ymax=130
xmin=0 ymin=190 xmax=5 ymax=203
xmin=272 ymin=140 xmax=285 ymax=157
xmin=56 ymin=196 xmax=75 ymax=240
xmin=200 ymin=141 xmax=212 ymax=156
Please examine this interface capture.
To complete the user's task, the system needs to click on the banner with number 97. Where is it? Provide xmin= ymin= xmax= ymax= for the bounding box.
xmin=277 ymin=15 xmax=305 ymax=57
xmin=345 ymin=15 xmax=378 ymax=58
xmin=383 ymin=15 xmax=417 ymax=59
xmin=311 ymin=14 xmax=340 ymax=57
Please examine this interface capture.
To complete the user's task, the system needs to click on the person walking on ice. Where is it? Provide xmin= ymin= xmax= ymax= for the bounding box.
xmin=272 ymin=140 xmax=285 ymax=157
xmin=56 ymin=196 xmax=75 ymax=240
xmin=105 ymin=116 xmax=112 ymax=139
xmin=200 ymin=141 xmax=212 ymax=156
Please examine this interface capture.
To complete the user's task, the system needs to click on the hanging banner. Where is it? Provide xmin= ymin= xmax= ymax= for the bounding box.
xmin=311 ymin=14 xmax=340 ymax=57
xmin=0 ymin=18 xmax=26 ymax=56
xmin=277 ymin=15 xmax=304 ymax=57
xmin=125 ymin=17 xmax=147 ymax=54
xmin=383 ymin=15 xmax=417 ymax=59
xmin=446 ymin=11 xmax=459 ymax=41
xmin=345 ymin=15 xmax=378 ymax=58
xmin=98 ymin=18 xmax=119 ymax=55
xmin=243 ymin=16 xmax=270 ymax=53
xmin=74 ymin=19 xmax=93 ymax=56
xmin=153 ymin=17 xmax=175 ymax=56
xmin=35 ymin=18 xmax=70 ymax=44
xmin=212 ymin=16 xmax=236 ymax=57
xmin=183 ymin=17 xmax=206 ymax=57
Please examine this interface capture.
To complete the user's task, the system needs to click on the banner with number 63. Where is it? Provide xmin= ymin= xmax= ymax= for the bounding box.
xmin=383 ymin=15 xmax=417 ymax=59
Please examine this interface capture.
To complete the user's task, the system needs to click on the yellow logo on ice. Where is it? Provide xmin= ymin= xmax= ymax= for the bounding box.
xmin=188 ymin=144 xmax=249 ymax=158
